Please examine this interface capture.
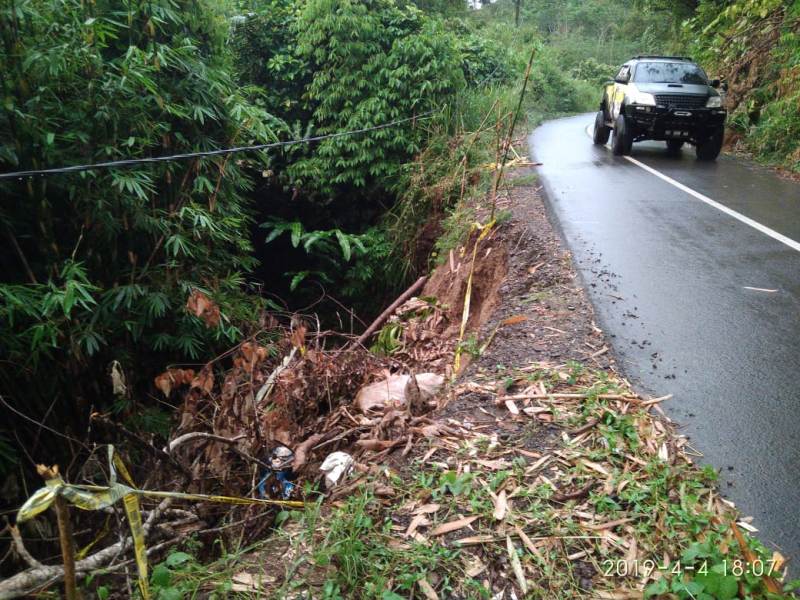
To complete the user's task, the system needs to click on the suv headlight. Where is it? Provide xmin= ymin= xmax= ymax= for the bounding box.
xmin=706 ymin=95 xmax=723 ymax=108
xmin=630 ymin=91 xmax=656 ymax=106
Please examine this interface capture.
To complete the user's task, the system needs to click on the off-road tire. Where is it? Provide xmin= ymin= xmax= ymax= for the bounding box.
xmin=666 ymin=140 xmax=684 ymax=154
xmin=611 ymin=114 xmax=633 ymax=156
xmin=593 ymin=110 xmax=611 ymax=145
xmin=696 ymin=128 xmax=724 ymax=161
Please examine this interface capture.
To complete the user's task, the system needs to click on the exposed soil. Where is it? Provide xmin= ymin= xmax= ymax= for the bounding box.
xmin=422 ymin=227 xmax=508 ymax=339
xmin=468 ymin=170 xmax=611 ymax=373
xmin=438 ymin=163 xmax=615 ymax=430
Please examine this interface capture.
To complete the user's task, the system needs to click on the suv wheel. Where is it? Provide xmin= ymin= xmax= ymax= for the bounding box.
xmin=666 ymin=140 xmax=684 ymax=154
xmin=593 ymin=110 xmax=611 ymax=145
xmin=611 ymin=114 xmax=633 ymax=156
xmin=696 ymin=128 xmax=724 ymax=161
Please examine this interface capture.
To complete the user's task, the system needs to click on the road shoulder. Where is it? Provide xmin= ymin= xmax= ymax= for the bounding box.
xmin=229 ymin=161 xmax=791 ymax=598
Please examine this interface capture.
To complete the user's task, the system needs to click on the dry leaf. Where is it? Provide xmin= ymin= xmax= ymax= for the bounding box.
xmin=594 ymin=591 xmax=642 ymax=599
xmin=154 ymin=368 xmax=194 ymax=397
xmin=464 ymin=555 xmax=487 ymax=578
xmin=506 ymin=536 xmax=528 ymax=594
xmin=493 ymin=489 xmax=508 ymax=521
xmin=736 ymin=520 xmax=758 ymax=533
xmin=405 ymin=514 xmax=430 ymax=538
xmin=731 ymin=522 xmax=781 ymax=593
xmin=413 ymin=503 xmax=441 ymax=515
xmin=581 ymin=459 xmax=610 ymax=476
xmin=290 ymin=324 xmax=307 ymax=351
xmin=454 ymin=535 xmax=496 ymax=545
xmin=501 ymin=315 xmax=528 ymax=326
xmin=190 ymin=365 xmax=214 ymax=395
xmin=417 ymin=579 xmax=439 ymax=600
xmin=514 ymin=526 xmax=542 ymax=556
xmin=582 ymin=517 xmax=635 ymax=531
xmin=473 ymin=459 xmax=512 ymax=470
xmin=110 ymin=360 xmax=127 ymax=396
xmin=431 ymin=515 xmax=479 ymax=536
xmin=186 ymin=289 xmax=220 ymax=328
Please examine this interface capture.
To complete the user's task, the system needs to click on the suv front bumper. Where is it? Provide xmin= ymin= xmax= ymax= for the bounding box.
xmin=624 ymin=105 xmax=727 ymax=141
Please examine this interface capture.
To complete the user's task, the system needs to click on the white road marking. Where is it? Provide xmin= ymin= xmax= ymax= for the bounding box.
xmin=582 ymin=123 xmax=800 ymax=253
xmin=743 ymin=287 xmax=778 ymax=293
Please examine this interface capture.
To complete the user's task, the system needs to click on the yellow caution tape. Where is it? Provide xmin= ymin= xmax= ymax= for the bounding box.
xmin=17 ymin=446 xmax=302 ymax=599
xmin=123 ymin=493 xmax=149 ymax=599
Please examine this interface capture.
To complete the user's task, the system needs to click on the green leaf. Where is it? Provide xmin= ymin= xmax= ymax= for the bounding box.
xmin=695 ymin=569 xmax=738 ymax=600
xmin=290 ymin=222 xmax=303 ymax=247
xmin=150 ymin=564 xmax=171 ymax=587
xmin=165 ymin=551 xmax=193 ymax=568
xmin=644 ymin=578 xmax=668 ymax=597
xmin=303 ymin=231 xmax=325 ymax=252
xmin=290 ymin=271 xmax=309 ymax=291
xmin=158 ymin=588 xmax=184 ymax=600
xmin=264 ymin=225 xmax=286 ymax=244
xmin=335 ymin=230 xmax=351 ymax=261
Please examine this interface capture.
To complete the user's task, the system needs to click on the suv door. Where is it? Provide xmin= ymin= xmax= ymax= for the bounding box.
xmin=609 ymin=64 xmax=631 ymax=120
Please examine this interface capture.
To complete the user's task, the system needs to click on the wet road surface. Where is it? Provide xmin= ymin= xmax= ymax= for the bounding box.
xmin=530 ymin=113 xmax=800 ymax=564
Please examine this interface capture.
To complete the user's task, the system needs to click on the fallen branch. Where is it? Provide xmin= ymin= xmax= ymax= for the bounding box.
xmin=1 ymin=499 xmax=172 ymax=600
xmin=92 ymin=414 xmax=192 ymax=478
xmin=347 ymin=276 xmax=427 ymax=350
xmin=167 ymin=431 xmax=245 ymax=454
xmin=568 ymin=418 xmax=599 ymax=436
xmin=496 ymin=392 xmax=639 ymax=403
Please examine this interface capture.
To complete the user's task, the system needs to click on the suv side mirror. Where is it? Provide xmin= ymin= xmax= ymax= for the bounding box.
xmin=710 ymin=78 xmax=721 ymax=88
xmin=615 ymin=74 xmax=630 ymax=84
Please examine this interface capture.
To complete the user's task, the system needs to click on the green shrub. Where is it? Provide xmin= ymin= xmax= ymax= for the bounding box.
xmin=686 ymin=0 xmax=800 ymax=170
xmin=289 ymin=0 xmax=465 ymax=192
xmin=0 ymin=0 xmax=272 ymax=455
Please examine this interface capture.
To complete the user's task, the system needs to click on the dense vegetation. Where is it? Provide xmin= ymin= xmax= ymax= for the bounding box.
xmin=0 ymin=0 xmax=275 ymax=474
xmin=0 ymin=0 xmax=515 ymax=495
xmin=686 ymin=0 xmax=800 ymax=170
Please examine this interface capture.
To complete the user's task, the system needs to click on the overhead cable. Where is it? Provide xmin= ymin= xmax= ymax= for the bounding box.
xmin=0 ymin=111 xmax=436 ymax=180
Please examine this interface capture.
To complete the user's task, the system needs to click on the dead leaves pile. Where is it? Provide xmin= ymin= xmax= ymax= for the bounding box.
xmin=157 ymin=313 xmax=454 ymax=501
xmin=375 ymin=363 xmax=787 ymax=599
xmin=380 ymin=297 xmax=456 ymax=375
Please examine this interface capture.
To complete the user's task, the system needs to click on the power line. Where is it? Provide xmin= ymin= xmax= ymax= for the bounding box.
xmin=0 ymin=111 xmax=436 ymax=180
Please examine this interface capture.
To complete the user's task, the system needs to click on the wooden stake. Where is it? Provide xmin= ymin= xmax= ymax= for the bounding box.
xmin=55 ymin=496 xmax=78 ymax=600
xmin=37 ymin=465 xmax=78 ymax=600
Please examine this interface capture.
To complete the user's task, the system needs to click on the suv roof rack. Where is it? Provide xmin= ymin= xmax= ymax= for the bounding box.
xmin=632 ymin=55 xmax=694 ymax=62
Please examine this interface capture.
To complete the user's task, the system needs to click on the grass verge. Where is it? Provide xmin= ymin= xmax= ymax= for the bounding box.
xmin=150 ymin=363 xmax=798 ymax=599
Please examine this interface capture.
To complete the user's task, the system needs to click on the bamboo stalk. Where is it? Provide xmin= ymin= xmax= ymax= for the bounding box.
xmin=490 ymin=47 xmax=537 ymax=220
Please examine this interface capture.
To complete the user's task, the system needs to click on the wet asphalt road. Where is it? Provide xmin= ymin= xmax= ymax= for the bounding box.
xmin=530 ymin=113 xmax=800 ymax=564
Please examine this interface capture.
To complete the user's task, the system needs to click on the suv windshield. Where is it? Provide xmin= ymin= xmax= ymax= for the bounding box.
xmin=633 ymin=62 xmax=708 ymax=85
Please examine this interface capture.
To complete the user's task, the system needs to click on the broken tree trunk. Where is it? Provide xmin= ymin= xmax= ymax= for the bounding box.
xmin=347 ymin=275 xmax=427 ymax=350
